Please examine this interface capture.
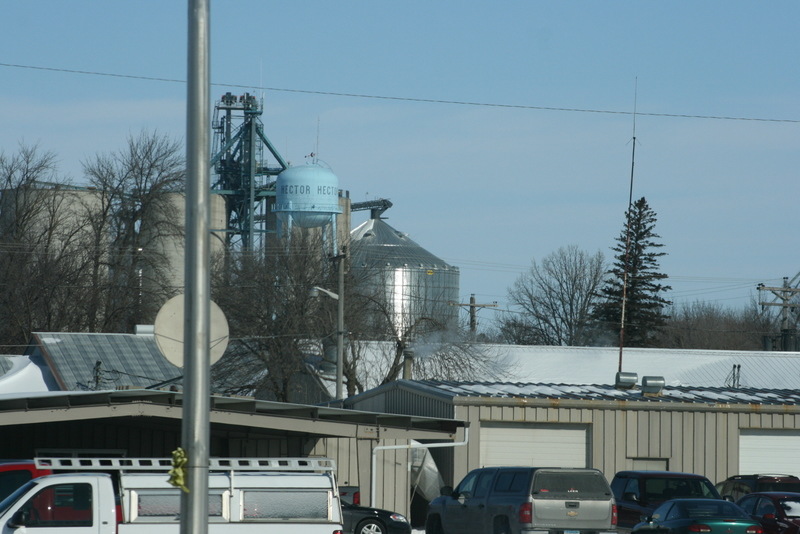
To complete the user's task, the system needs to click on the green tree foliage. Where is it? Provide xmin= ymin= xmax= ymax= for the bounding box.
xmin=593 ymin=197 xmax=671 ymax=347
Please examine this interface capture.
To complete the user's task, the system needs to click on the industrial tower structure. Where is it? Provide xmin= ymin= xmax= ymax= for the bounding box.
xmin=210 ymin=92 xmax=287 ymax=249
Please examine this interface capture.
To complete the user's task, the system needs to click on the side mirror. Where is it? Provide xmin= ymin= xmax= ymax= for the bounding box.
xmin=8 ymin=510 xmax=28 ymax=529
xmin=624 ymin=491 xmax=640 ymax=503
xmin=439 ymin=485 xmax=454 ymax=497
xmin=763 ymin=513 xmax=776 ymax=521
xmin=723 ymin=495 xmax=734 ymax=502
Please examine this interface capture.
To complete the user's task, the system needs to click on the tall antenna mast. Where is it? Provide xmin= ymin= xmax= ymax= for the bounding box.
xmin=618 ymin=78 xmax=638 ymax=372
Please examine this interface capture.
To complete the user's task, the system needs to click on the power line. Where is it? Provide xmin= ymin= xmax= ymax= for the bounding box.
xmin=2 ymin=62 xmax=799 ymax=124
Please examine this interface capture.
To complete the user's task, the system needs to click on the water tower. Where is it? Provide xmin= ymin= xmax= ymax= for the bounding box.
xmin=274 ymin=163 xmax=343 ymax=254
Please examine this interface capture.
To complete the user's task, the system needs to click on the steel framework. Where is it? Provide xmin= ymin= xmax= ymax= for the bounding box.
xmin=210 ymin=92 xmax=287 ymax=249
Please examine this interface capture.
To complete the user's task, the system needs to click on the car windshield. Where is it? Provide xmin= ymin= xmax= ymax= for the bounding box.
xmin=0 ymin=479 xmax=38 ymax=517
xmin=679 ymin=501 xmax=748 ymax=519
xmin=781 ymin=500 xmax=800 ymax=518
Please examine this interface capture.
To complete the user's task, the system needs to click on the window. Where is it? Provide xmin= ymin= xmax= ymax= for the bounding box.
xmin=21 ymin=483 xmax=93 ymax=527
xmin=474 ymin=471 xmax=495 ymax=498
xmin=242 ymin=490 xmax=329 ymax=521
xmin=623 ymin=478 xmax=640 ymax=497
xmin=756 ymin=498 xmax=777 ymax=516
xmin=781 ymin=500 xmax=800 ymax=519
xmin=132 ymin=490 xmax=224 ymax=522
xmin=0 ymin=471 xmax=33 ymax=502
xmin=494 ymin=471 xmax=530 ymax=494
xmin=456 ymin=471 xmax=479 ymax=498
xmin=738 ymin=495 xmax=757 ymax=515
xmin=533 ymin=472 xmax=610 ymax=499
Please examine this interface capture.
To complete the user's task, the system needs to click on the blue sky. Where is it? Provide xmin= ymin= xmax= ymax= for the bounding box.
xmin=1 ymin=1 xmax=798 ymax=329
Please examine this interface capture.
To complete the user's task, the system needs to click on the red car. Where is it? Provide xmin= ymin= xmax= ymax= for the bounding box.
xmin=737 ymin=492 xmax=800 ymax=534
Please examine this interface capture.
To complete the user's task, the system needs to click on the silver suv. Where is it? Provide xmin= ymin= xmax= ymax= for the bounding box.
xmin=426 ymin=466 xmax=617 ymax=534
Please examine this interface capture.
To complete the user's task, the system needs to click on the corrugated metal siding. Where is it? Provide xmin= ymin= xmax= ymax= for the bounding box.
xmin=451 ymin=401 xmax=800 ymax=485
xmin=314 ymin=436 xmax=411 ymax=516
xmin=347 ymin=382 xmax=454 ymax=419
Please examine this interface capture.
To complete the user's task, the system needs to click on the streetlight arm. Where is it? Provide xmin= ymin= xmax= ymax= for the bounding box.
xmin=310 ymin=286 xmax=339 ymax=301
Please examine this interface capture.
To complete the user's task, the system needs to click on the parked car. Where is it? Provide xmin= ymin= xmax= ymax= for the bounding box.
xmin=737 ymin=492 xmax=800 ymax=534
xmin=426 ymin=466 xmax=617 ymax=534
xmin=632 ymin=498 xmax=763 ymax=534
xmin=340 ymin=485 xmax=362 ymax=505
xmin=718 ymin=476 xmax=800 ymax=502
xmin=342 ymin=501 xmax=411 ymax=534
xmin=611 ymin=470 xmax=722 ymax=531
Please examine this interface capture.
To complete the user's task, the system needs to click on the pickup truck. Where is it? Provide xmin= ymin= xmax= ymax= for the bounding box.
xmin=426 ymin=466 xmax=617 ymax=534
xmin=0 ymin=457 xmax=344 ymax=534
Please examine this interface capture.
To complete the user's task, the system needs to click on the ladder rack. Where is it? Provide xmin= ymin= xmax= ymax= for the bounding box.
xmin=35 ymin=457 xmax=336 ymax=472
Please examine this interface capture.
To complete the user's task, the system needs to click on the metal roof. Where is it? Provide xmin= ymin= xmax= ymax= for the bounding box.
xmin=410 ymin=380 xmax=800 ymax=405
xmin=0 ymin=389 xmax=464 ymax=440
xmin=352 ymin=380 xmax=800 ymax=410
xmin=28 ymin=332 xmax=181 ymax=391
xmin=350 ymin=218 xmax=458 ymax=270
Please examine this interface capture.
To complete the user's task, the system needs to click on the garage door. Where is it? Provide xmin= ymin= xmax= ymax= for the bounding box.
xmin=739 ymin=429 xmax=800 ymax=474
xmin=479 ymin=422 xmax=588 ymax=467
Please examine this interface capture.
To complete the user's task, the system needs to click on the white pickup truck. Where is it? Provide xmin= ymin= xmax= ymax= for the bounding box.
xmin=0 ymin=457 xmax=344 ymax=534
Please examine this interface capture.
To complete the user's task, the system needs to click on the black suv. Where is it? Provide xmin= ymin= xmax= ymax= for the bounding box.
xmin=610 ymin=470 xmax=721 ymax=532
xmin=716 ymin=474 xmax=800 ymax=502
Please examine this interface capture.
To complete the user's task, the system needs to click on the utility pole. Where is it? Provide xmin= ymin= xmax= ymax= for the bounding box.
xmin=758 ymin=277 xmax=800 ymax=351
xmin=453 ymin=294 xmax=497 ymax=339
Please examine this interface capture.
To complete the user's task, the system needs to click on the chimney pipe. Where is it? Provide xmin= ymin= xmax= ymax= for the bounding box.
xmin=402 ymin=349 xmax=415 ymax=380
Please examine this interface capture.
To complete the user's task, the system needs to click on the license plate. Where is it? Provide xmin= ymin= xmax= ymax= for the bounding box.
xmin=564 ymin=530 xmax=580 ymax=534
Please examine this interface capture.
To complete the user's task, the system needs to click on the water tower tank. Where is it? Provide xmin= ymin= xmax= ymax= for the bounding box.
xmin=275 ymin=164 xmax=342 ymax=228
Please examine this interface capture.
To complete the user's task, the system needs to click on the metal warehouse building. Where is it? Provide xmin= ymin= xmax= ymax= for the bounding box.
xmin=345 ymin=379 xmax=800 ymax=488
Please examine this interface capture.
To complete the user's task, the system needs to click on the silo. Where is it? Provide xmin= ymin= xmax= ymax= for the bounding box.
xmin=141 ymin=192 xmax=227 ymax=294
xmin=350 ymin=217 xmax=460 ymax=337
xmin=0 ymin=186 xmax=103 ymax=261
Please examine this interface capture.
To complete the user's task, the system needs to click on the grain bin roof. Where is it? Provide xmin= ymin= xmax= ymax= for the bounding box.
xmin=350 ymin=218 xmax=457 ymax=270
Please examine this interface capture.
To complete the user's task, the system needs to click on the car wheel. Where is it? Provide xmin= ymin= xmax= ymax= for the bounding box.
xmin=494 ymin=516 xmax=511 ymax=534
xmin=356 ymin=518 xmax=385 ymax=534
xmin=426 ymin=515 xmax=444 ymax=534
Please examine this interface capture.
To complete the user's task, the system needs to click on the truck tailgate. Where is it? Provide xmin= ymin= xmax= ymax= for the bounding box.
xmin=533 ymin=499 xmax=613 ymax=529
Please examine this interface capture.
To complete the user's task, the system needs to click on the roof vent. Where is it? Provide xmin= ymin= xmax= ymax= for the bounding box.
xmin=615 ymin=371 xmax=638 ymax=389
xmin=641 ymin=376 xmax=665 ymax=396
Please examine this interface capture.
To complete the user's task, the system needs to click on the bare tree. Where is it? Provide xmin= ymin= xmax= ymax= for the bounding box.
xmin=499 ymin=245 xmax=606 ymax=346
xmin=657 ymin=299 xmax=776 ymax=350
xmin=211 ymin=231 xmax=330 ymax=402
xmin=0 ymin=144 xmax=99 ymax=349
xmin=82 ymin=130 xmax=185 ymax=331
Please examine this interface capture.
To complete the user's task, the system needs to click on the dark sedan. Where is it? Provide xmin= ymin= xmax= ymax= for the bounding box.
xmin=341 ymin=501 xmax=411 ymax=534
xmin=633 ymin=498 xmax=764 ymax=534
xmin=737 ymin=492 xmax=800 ymax=534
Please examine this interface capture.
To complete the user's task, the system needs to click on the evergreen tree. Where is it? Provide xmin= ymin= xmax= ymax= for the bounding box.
xmin=593 ymin=197 xmax=671 ymax=347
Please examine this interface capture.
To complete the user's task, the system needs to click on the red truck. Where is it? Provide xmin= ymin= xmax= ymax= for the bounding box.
xmin=0 ymin=460 xmax=53 ymax=501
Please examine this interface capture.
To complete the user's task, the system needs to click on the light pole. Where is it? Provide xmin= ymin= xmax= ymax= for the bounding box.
xmin=310 ymin=272 xmax=344 ymax=400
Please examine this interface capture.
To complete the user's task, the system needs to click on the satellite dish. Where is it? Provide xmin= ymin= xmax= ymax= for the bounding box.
xmin=153 ymin=294 xmax=230 ymax=368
